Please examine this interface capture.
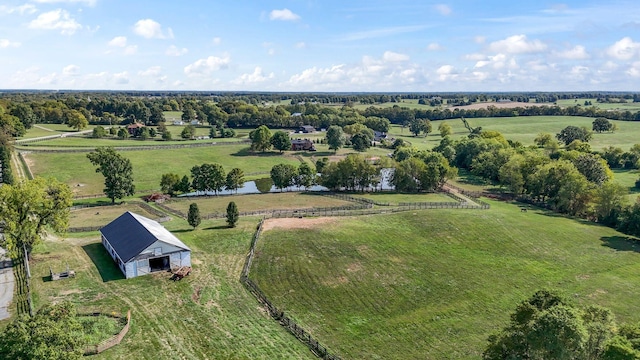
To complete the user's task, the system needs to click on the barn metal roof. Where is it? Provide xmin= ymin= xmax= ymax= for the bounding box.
xmin=100 ymin=211 xmax=190 ymax=263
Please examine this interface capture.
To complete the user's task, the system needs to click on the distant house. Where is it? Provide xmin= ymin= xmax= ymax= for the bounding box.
xmin=100 ymin=212 xmax=191 ymax=279
xmin=291 ymin=139 xmax=316 ymax=151
xmin=190 ymin=120 xmax=200 ymax=125
xmin=299 ymin=125 xmax=315 ymax=133
xmin=374 ymin=131 xmax=387 ymax=141
xmin=127 ymin=123 xmax=145 ymax=136
xmin=172 ymin=120 xmax=184 ymax=125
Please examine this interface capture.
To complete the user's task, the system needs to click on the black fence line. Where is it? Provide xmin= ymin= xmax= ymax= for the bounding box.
xmin=240 ymin=220 xmax=342 ymax=360
xmin=12 ymin=247 xmax=33 ymax=317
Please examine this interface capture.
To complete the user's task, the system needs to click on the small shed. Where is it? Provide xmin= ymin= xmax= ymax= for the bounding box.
xmin=100 ymin=212 xmax=191 ymax=279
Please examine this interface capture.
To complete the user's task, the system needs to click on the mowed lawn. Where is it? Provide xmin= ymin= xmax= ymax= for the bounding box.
xmin=26 ymin=217 xmax=315 ymax=360
xmin=69 ymin=202 xmax=161 ymax=228
xmin=165 ymin=193 xmax=355 ymax=215
xmin=24 ymin=145 xmax=302 ymax=196
xmin=350 ymin=192 xmax=457 ymax=204
xmin=252 ymin=200 xmax=640 ymax=359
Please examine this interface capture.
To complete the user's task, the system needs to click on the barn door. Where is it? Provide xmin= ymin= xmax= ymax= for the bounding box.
xmin=137 ymin=259 xmax=149 ymax=276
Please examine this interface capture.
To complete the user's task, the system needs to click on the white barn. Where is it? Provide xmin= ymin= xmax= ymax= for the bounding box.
xmin=100 ymin=212 xmax=191 ymax=279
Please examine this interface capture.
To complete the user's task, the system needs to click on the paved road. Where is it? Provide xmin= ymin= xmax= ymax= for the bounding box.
xmin=0 ymin=248 xmax=14 ymax=320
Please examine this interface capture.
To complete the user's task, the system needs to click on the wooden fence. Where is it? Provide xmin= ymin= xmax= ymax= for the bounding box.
xmin=17 ymin=139 xmax=251 ymax=152
xmin=83 ymin=310 xmax=132 ymax=355
xmin=12 ymin=247 xmax=33 ymax=317
xmin=240 ymin=220 xmax=341 ymax=360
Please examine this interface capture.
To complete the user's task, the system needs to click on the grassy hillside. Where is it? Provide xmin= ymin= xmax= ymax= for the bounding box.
xmin=25 ymin=216 xmax=315 ymax=360
xmin=252 ymin=200 xmax=640 ymax=359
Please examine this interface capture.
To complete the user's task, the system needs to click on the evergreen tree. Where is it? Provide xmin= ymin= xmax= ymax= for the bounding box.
xmin=226 ymin=201 xmax=239 ymax=228
xmin=187 ymin=203 xmax=201 ymax=229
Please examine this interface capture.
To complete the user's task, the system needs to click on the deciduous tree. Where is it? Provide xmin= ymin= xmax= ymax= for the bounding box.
xmin=225 ymin=168 xmax=245 ymax=194
xmin=326 ymin=125 xmax=345 ymax=152
xmin=556 ymin=125 xmax=592 ymax=146
xmin=250 ymin=125 xmax=272 ymax=152
xmin=270 ymin=163 xmax=297 ymax=191
xmin=87 ymin=147 xmax=135 ymax=204
xmin=270 ymin=131 xmax=291 ymax=153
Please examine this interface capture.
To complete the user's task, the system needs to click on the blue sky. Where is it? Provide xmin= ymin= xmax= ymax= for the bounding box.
xmin=1 ymin=0 xmax=640 ymax=91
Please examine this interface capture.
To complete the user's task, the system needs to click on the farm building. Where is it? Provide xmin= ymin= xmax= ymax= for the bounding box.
xmin=126 ymin=123 xmax=145 ymax=136
xmin=100 ymin=212 xmax=191 ymax=279
xmin=298 ymin=125 xmax=315 ymax=133
xmin=291 ymin=139 xmax=316 ymax=151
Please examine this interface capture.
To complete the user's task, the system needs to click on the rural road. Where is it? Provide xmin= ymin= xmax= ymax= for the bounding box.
xmin=0 ymin=247 xmax=14 ymax=320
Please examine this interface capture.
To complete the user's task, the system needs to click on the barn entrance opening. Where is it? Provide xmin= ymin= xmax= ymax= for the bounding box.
xmin=149 ymin=256 xmax=170 ymax=272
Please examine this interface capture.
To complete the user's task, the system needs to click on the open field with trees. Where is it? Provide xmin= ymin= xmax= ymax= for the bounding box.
xmin=164 ymin=193 xmax=355 ymax=215
xmin=253 ymin=200 xmax=640 ymax=359
xmin=69 ymin=202 xmax=161 ymax=228
xmin=23 ymin=216 xmax=315 ymax=359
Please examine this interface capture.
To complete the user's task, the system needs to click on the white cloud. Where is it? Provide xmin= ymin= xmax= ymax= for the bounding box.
xmin=488 ymin=35 xmax=547 ymax=54
xmin=627 ymin=62 xmax=640 ymax=77
xmin=267 ymin=48 xmax=275 ymax=56
xmin=434 ymin=4 xmax=452 ymax=16
xmin=427 ymin=43 xmax=443 ymax=51
xmin=269 ymin=8 xmax=300 ymax=21
xmin=32 ymin=0 xmax=96 ymax=6
xmin=340 ymin=25 xmax=427 ymax=41
xmin=569 ymin=65 xmax=589 ymax=80
xmin=464 ymin=53 xmax=486 ymax=61
xmin=474 ymin=53 xmax=517 ymax=70
xmin=382 ymin=51 xmax=409 ymax=62
xmin=0 ymin=4 xmax=37 ymax=15
xmin=555 ymin=45 xmax=589 ymax=60
xmin=113 ymin=71 xmax=129 ymax=84
xmin=108 ymin=36 xmax=127 ymax=47
xmin=606 ymin=37 xmax=640 ymax=60
xmin=133 ymin=19 xmax=174 ymax=39
xmin=436 ymin=65 xmax=457 ymax=81
xmin=166 ymin=45 xmax=188 ymax=56
xmin=62 ymin=64 xmax=79 ymax=76
xmin=212 ymin=37 xmax=222 ymax=45
xmin=28 ymin=9 xmax=82 ymax=35
xmin=184 ymin=54 xmax=230 ymax=76
xmin=124 ymin=45 xmax=137 ymax=55
xmin=231 ymin=67 xmax=275 ymax=85
xmin=474 ymin=36 xmax=486 ymax=44
xmin=0 ymin=39 xmax=21 ymax=48
xmin=295 ymin=42 xmax=306 ymax=49
xmin=138 ymin=66 xmax=162 ymax=77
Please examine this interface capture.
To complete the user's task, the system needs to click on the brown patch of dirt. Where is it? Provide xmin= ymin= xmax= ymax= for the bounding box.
xmin=93 ymin=293 xmax=107 ymax=301
xmin=346 ymin=262 xmax=362 ymax=272
xmin=452 ymin=102 xmax=548 ymax=110
xmin=191 ymin=258 xmax=203 ymax=265
xmin=322 ymin=276 xmax=349 ymax=287
xmin=576 ymin=274 xmax=590 ymax=281
xmin=588 ymin=289 xmax=607 ymax=298
xmin=261 ymin=217 xmax=338 ymax=232
xmin=191 ymin=287 xmax=202 ymax=303
xmin=60 ymin=289 xmax=83 ymax=296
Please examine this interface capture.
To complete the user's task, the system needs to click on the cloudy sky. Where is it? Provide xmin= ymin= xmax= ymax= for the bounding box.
xmin=1 ymin=0 xmax=640 ymax=91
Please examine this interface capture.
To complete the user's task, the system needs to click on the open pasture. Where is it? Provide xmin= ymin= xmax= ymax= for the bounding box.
xmin=555 ymin=98 xmax=640 ymax=112
xmin=165 ymin=192 xmax=354 ymax=215
xmin=26 ymin=216 xmax=315 ymax=359
xmin=388 ymin=116 xmax=640 ymax=151
xmin=349 ymin=192 xmax=455 ymax=204
xmin=252 ymin=200 xmax=640 ymax=359
xmin=69 ymin=202 xmax=161 ymax=228
xmin=24 ymin=145 xmax=303 ymax=197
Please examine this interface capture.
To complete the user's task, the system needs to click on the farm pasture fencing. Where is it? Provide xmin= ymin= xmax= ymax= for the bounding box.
xmin=240 ymin=220 xmax=341 ymax=360
xmin=83 ymin=310 xmax=131 ymax=355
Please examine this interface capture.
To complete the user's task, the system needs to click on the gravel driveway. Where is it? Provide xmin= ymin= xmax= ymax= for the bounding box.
xmin=0 ymin=248 xmax=14 ymax=320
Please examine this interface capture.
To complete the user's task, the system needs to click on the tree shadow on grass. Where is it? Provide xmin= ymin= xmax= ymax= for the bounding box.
xmin=231 ymin=148 xmax=283 ymax=157
xmin=203 ymin=225 xmax=229 ymax=230
xmin=171 ymin=229 xmax=195 ymax=233
xmin=600 ymin=236 xmax=640 ymax=253
xmin=82 ymin=243 xmax=125 ymax=282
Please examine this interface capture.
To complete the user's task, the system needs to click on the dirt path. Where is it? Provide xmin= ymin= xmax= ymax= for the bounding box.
xmin=442 ymin=184 xmax=481 ymax=207
xmin=262 ymin=217 xmax=338 ymax=232
xmin=33 ymin=124 xmax=55 ymax=132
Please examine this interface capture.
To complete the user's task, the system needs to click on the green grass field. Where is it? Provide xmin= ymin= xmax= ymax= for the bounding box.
xmin=25 ymin=145 xmax=303 ymax=196
xmin=555 ymin=98 xmax=640 ymax=111
xmin=69 ymin=202 xmax=162 ymax=228
xmin=26 ymin=216 xmax=315 ymax=360
xmin=349 ymin=192 xmax=456 ymax=204
xmin=387 ymin=116 xmax=640 ymax=152
xmin=252 ymin=200 xmax=640 ymax=359
xmin=165 ymin=193 xmax=354 ymax=215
